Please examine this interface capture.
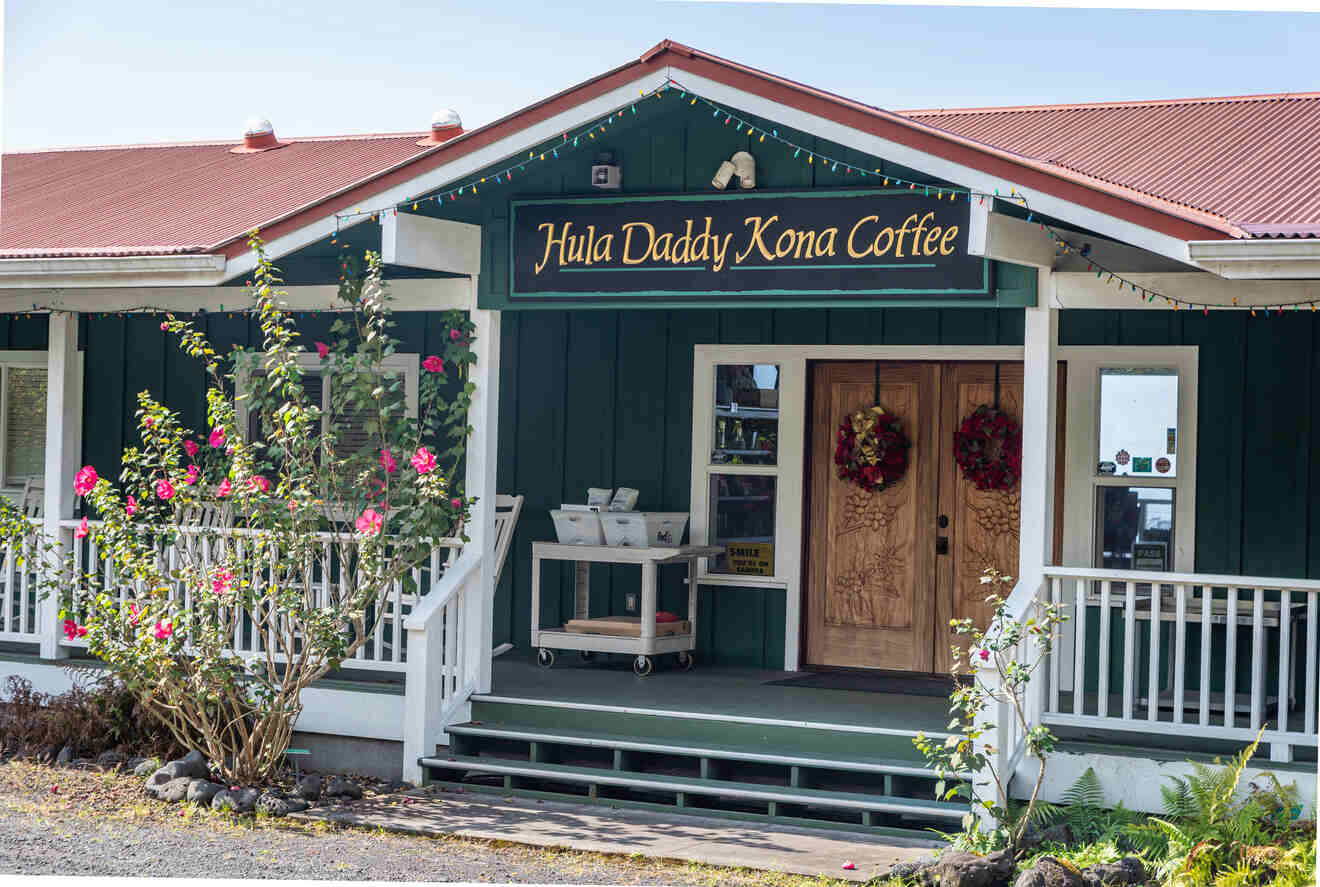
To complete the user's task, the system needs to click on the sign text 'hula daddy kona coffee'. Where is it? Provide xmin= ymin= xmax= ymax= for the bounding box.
xmin=509 ymin=190 xmax=990 ymax=302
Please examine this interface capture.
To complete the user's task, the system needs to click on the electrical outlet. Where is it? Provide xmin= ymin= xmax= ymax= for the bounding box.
xmin=625 ymin=593 xmax=638 ymax=613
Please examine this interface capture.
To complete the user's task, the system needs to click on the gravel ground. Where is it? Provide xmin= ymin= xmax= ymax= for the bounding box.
xmin=0 ymin=760 xmax=850 ymax=885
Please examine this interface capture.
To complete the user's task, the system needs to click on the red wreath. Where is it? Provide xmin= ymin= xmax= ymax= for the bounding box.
xmin=954 ymin=405 xmax=1022 ymax=491
xmin=834 ymin=406 xmax=910 ymax=493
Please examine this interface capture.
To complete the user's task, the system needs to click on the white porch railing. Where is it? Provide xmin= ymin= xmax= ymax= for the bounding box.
xmin=0 ymin=518 xmax=45 ymax=643
xmin=54 ymin=519 xmax=464 ymax=673
xmin=1041 ymin=566 xmax=1320 ymax=762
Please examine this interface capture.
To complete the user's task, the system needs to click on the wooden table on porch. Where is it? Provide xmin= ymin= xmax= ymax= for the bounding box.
xmin=530 ymin=542 xmax=723 ymax=677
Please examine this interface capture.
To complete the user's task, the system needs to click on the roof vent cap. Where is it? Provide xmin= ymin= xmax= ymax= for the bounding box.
xmin=232 ymin=117 xmax=284 ymax=153
xmin=418 ymin=109 xmax=464 ymax=146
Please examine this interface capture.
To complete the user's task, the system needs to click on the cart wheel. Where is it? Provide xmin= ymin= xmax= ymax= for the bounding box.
xmin=579 ymin=650 xmax=595 ymax=662
xmin=537 ymin=648 xmax=555 ymax=669
xmin=677 ymin=651 xmax=695 ymax=671
xmin=632 ymin=655 xmax=653 ymax=677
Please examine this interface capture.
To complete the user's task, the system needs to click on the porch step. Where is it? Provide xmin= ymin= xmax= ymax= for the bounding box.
xmin=447 ymin=722 xmax=957 ymax=778
xmin=418 ymin=753 xmax=966 ymax=823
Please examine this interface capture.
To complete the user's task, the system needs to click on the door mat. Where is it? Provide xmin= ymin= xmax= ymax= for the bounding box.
xmin=765 ymin=671 xmax=958 ymax=696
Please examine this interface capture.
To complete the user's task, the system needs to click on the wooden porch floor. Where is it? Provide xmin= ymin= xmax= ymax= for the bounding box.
xmin=486 ymin=649 xmax=953 ymax=735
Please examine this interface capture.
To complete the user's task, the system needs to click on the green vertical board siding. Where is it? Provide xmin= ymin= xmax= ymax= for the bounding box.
xmin=497 ymin=305 xmax=1017 ymax=668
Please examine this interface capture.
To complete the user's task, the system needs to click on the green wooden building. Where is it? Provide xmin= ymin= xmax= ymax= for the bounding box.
xmin=2 ymin=40 xmax=1319 ymax=833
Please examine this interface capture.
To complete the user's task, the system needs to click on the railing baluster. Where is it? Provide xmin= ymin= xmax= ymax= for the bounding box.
xmin=1199 ymin=586 xmax=1212 ymax=727
xmin=1073 ymin=578 xmax=1087 ymax=716
xmin=1147 ymin=583 xmax=1162 ymax=722
xmin=1097 ymin=580 xmax=1111 ymax=718
xmin=1225 ymin=588 xmax=1238 ymax=729
xmin=1123 ymin=580 xmax=1136 ymax=720
xmin=443 ymin=599 xmax=459 ymax=698
xmin=1173 ymin=584 xmax=1187 ymax=724
xmin=1251 ymin=588 xmax=1265 ymax=731
xmin=19 ymin=535 xmax=31 ymax=635
xmin=1277 ymin=589 xmax=1292 ymax=739
xmin=1049 ymin=577 xmax=1062 ymax=714
xmin=1 ymin=540 xmax=13 ymax=634
xmin=1306 ymin=592 xmax=1318 ymax=736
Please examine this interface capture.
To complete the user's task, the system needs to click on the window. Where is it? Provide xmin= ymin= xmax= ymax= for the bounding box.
xmin=0 ymin=354 xmax=50 ymax=490
xmin=1062 ymin=348 xmax=1197 ymax=573
xmin=237 ymin=353 xmax=420 ymax=454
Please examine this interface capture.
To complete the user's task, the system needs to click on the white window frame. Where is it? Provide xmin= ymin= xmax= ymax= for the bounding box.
xmin=690 ymin=343 xmax=1025 ymax=672
xmin=0 ymin=350 xmax=56 ymax=494
xmin=1059 ymin=346 xmax=1198 ymax=573
xmin=236 ymin=352 xmax=421 ymax=442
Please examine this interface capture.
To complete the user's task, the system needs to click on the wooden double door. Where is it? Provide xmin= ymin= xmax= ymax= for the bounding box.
xmin=805 ymin=361 xmax=1023 ymax=674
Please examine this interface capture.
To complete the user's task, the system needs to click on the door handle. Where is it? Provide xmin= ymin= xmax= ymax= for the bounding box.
xmin=935 ymin=536 xmax=949 ymax=555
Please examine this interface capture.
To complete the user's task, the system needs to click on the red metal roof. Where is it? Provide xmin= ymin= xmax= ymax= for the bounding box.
xmin=900 ymin=92 xmax=1320 ymax=238
xmin=0 ymin=133 xmax=440 ymax=258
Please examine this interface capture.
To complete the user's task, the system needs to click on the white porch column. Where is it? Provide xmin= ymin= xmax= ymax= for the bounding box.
xmin=464 ymin=287 xmax=501 ymax=695
xmin=1018 ymin=276 xmax=1058 ymax=587
xmin=39 ymin=311 xmax=81 ymax=660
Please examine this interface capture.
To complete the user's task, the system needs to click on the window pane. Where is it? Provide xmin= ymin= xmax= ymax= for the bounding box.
xmin=713 ymin=364 xmax=778 ymax=466
xmin=5 ymin=368 xmax=46 ymax=487
xmin=707 ymin=473 xmax=775 ymax=576
xmin=1097 ymin=368 xmax=1178 ymax=478
xmin=1095 ymin=486 xmax=1174 ymax=571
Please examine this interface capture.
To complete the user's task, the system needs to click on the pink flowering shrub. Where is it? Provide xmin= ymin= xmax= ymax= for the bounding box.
xmin=1 ymin=235 xmax=476 ymax=783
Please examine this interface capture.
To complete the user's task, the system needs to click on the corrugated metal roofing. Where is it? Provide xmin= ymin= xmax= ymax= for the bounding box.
xmin=901 ymin=92 xmax=1320 ymax=238
xmin=0 ymin=133 xmax=438 ymax=258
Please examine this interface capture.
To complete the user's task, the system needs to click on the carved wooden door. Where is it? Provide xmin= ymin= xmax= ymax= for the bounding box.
xmin=804 ymin=361 xmax=1023 ymax=673
xmin=935 ymin=362 xmax=1023 ymax=673
xmin=805 ymin=362 xmax=941 ymax=671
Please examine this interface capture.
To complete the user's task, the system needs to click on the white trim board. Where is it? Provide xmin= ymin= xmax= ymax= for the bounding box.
xmin=0 ymin=278 xmax=476 ymax=314
xmin=0 ymin=254 xmax=227 ymax=290
xmin=1052 ymin=271 xmax=1320 ymax=311
xmin=690 ymin=343 xmax=1024 ymax=672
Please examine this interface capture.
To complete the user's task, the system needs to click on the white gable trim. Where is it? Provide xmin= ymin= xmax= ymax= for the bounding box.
xmin=0 ymin=254 xmax=227 ymax=289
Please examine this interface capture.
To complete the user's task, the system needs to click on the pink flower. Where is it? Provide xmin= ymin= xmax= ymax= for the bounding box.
xmin=159 ymin=321 xmax=169 ymax=332
xmin=250 ymin=475 xmax=270 ymax=493
xmin=977 ymin=648 xmax=991 ymax=662
xmin=211 ymin=569 xmax=234 ymax=596
xmin=355 ymin=508 xmax=384 ymax=536
xmin=208 ymin=427 xmax=225 ymax=448
xmin=380 ymin=449 xmax=397 ymax=474
xmin=62 ymin=619 xmax=86 ymax=640
xmin=155 ymin=479 xmax=176 ymax=501
xmin=217 ymin=478 xmax=232 ymax=498
xmin=450 ymin=498 xmax=462 ymax=510
xmin=185 ymin=464 xmax=200 ymax=486
xmin=125 ymin=496 xmax=138 ymax=517
xmin=153 ymin=620 xmax=173 ymax=640
xmin=183 ymin=439 xmax=199 ymax=458
xmin=144 ymin=417 xmax=154 ymax=428
xmin=314 ymin=341 xmax=329 ymax=360
xmin=129 ymin=604 xmax=140 ymax=626
xmin=449 ymin=328 xmax=462 ymax=342
xmin=422 ymin=355 xmax=444 ymax=374
xmin=411 ymin=447 xmax=436 ymax=475
xmin=73 ymin=466 xmax=98 ymax=496
xmin=74 ymin=517 xmax=88 ymax=539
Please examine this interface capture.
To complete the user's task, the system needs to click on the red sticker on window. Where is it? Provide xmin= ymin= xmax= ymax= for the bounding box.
xmin=1155 ymin=457 xmax=1171 ymax=474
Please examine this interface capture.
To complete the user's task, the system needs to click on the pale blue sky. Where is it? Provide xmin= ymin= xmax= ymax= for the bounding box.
xmin=4 ymin=1 xmax=1314 ymax=151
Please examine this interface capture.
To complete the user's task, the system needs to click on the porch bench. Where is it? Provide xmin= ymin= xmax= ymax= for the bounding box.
xmin=418 ymin=753 xmax=966 ymax=822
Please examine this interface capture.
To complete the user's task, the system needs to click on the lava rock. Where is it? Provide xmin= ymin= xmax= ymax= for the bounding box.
xmin=324 ymin=776 xmax=362 ymax=799
xmin=384 ymin=780 xmax=413 ymax=794
xmin=186 ymin=779 xmax=225 ymax=806
xmin=1081 ymin=858 xmax=1146 ymax=887
xmin=257 ymin=791 xmax=292 ymax=818
xmin=96 ymin=750 xmax=126 ymax=770
xmin=925 ymin=850 xmax=1014 ymax=887
xmin=1021 ymin=822 xmax=1074 ymax=850
xmin=155 ymin=756 xmax=208 ymax=781
xmin=1015 ymin=856 xmax=1084 ymax=887
xmin=889 ymin=859 xmax=936 ymax=881
xmin=294 ymin=774 xmax=322 ymax=801
xmin=283 ymin=797 xmax=311 ymax=813
xmin=55 ymin=745 xmax=73 ymax=765
xmin=154 ymin=776 xmax=193 ymax=803
xmin=211 ymin=787 xmax=259 ymax=814
xmin=132 ymin=757 xmax=162 ymax=778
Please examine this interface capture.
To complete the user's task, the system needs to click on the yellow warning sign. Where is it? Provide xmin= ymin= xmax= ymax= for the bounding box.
xmin=727 ymin=542 xmax=774 ymax=576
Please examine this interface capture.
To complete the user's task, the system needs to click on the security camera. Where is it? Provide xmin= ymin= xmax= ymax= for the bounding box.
xmin=712 ymin=160 xmax=736 ymax=190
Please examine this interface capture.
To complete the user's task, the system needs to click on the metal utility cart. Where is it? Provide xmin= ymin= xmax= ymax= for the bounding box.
xmin=530 ymin=542 xmax=723 ymax=676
